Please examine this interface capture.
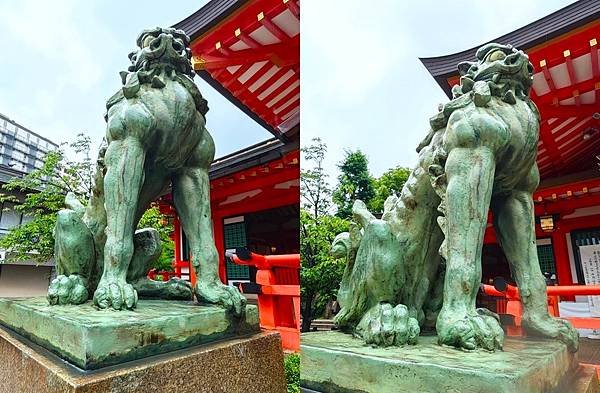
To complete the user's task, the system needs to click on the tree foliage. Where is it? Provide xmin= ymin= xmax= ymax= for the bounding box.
xmin=300 ymin=137 xmax=331 ymax=218
xmin=300 ymin=138 xmax=349 ymax=331
xmin=300 ymin=210 xmax=348 ymax=330
xmin=332 ymin=150 xmax=375 ymax=219
xmin=0 ymin=133 xmax=94 ymax=262
xmin=369 ymin=166 xmax=411 ymax=213
xmin=0 ymin=133 xmax=174 ymax=269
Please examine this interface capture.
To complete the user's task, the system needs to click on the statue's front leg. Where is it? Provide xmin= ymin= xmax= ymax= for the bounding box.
xmin=173 ymin=165 xmax=246 ymax=317
xmin=93 ymin=137 xmax=145 ymax=310
xmin=492 ymin=172 xmax=578 ymax=352
xmin=436 ymin=146 xmax=504 ymax=351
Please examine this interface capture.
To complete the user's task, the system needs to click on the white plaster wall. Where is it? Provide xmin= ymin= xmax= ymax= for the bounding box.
xmin=0 ymin=265 xmax=52 ymax=297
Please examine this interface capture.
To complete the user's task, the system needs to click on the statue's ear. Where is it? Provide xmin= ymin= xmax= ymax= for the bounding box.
xmin=458 ymin=61 xmax=475 ymax=76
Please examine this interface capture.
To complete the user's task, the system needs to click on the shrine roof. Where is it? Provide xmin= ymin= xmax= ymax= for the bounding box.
xmin=420 ymin=0 xmax=600 ymax=96
xmin=173 ymin=0 xmax=300 ymax=142
xmin=420 ymin=0 xmax=600 ymax=181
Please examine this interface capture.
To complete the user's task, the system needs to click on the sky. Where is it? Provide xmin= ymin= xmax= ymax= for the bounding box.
xmin=0 ymin=0 xmax=269 ymax=158
xmin=301 ymin=0 xmax=575 ymax=178
xmin=0 ymin=0 xmax=578 ymax=176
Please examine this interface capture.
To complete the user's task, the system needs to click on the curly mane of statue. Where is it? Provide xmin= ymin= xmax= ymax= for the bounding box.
xmin=332 ymin=43 xmax=579 ymax=352
xmin=47 ymin=27 xmax=246 ymax=315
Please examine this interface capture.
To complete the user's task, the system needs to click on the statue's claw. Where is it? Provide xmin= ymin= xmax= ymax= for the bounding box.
xmin=194 ymin=280 xmax=246 ymax=317
xmin=165 ymin=277 xmax=193 ymax=300
xmin=522 ymin=314 xmax=579 ymax=352
xmin=93 ymin=278 xmax=138 ymax=310
xmin=356 ymin=303 xmax=420 ymax=347
xmin=436 ymin=308 xmax=504 ymax=351
xmin=333 ymin=306 xmax=352 ymax=328
xmin=47 ymin=274 xmax=88 ymax=305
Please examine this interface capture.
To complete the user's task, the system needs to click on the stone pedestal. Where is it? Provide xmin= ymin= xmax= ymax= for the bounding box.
xmin=0 ymin=297 xmax=259 ymax=369
xmin=0 ymin=325 xmax=286 ymax=393
xmin=301 ymin=331 xmax=599 ymax=393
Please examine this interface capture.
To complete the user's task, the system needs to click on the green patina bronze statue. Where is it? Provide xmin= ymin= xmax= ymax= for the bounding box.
xmin=47 ymin=27 xmax=246 ymax=315
xmin=332 ymin=43 xmax=579 ymax=352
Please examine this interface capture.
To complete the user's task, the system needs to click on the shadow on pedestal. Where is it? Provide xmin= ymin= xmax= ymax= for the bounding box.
xmin=301 ymin=331 xmax=599 ymax=393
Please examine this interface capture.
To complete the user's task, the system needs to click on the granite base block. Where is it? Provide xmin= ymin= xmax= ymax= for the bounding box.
xmin=301 ymin=331 xmax=600 ymax=393
xmin=0 ymin=325 xmax=286 ymax=393
xmin=0 ymin=297 xmax=259 ymax=369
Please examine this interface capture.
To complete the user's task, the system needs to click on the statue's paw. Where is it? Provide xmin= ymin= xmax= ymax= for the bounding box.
xmin=47 ymin=274 xmax=88 ymax=305
xmin=165 ymin=277 xmax=193 ymax=300
xmin=333 ymin=307 xmax=351 ymax=327
xmin=437 ymin=308 xmax=504 ymax=351
xmin=357 ymin=303 xmax=420 ymax=347
xmin=93 ymin=278 xmax=138 ymax=310
xmin=195 ymin=280 xmax=246 ymax=317
xmin=522 ymin=314 xmax=579 ymax=352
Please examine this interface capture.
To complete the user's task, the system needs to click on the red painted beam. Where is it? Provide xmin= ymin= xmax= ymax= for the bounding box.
xmin=235 ymin=28 xmax=261 ymax=49
xmin=262 ymin=75 xmax=298 ymax=107
xmin=284 ymin=0 xmax=300 ymax=19
xmin=539 ymin=104 xmax=599 ymax=119
xmin=563 ymin=50 xmax=581 ymax=106
xmin=258 ymin=12 xmax=289 ymax=42
xmin=537 ymin=122 xmax=562 ymax=175
xmin=539 ymin=59 xmax=557 ymax=93
xmin=195 ymin=37 xmax=299 ymax=70
xmin=591 ymin=38 xmax=599 ymax=103
xmin=537 ymin=78 xmax=598 ymax=106
xmin=210 ymin=167 xmax=299 ymax=201
xmin=534 ymin=177 xmax=600 ymax=200
xmin=527 ymin=23 xmax=600 ymax=70
xmin=214 ymin=189 xmax=299 ymax=219
xmin=231 ymin=62 xmax=272 ymax=95
xmin=535 ymin=196 xmax=600 ymax=217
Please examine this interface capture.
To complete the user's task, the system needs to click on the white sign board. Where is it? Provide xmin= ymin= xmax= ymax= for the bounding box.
xmin=580 ymin=244 xmax=600 ymax=316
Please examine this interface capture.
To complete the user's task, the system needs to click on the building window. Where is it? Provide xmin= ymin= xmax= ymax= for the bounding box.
xmin=0 ymin=202 xmax=22 ymax=230
xmin=224 ymin=219 xmax=250 ymax=281
xmin=536 ymin=242 xmax=556 ymax=276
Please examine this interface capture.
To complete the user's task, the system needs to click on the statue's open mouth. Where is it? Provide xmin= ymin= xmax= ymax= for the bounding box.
xmin=474 ymin=54 xmax=532 ymax=83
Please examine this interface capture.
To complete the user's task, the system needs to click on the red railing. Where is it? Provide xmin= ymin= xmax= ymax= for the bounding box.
xmin=481 ymin=282 xmax=600 ymax=333
xmin=229 ymin=249 xmax=300 ymax=351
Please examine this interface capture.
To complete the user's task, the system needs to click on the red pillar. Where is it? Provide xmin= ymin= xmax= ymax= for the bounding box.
xmin=172 ymin=216 xmax=182 ymax=277
xmin=552 ymin=227 xmax=573 ymax=286
xmin=212 ymin=215 xmax=226 ymax=284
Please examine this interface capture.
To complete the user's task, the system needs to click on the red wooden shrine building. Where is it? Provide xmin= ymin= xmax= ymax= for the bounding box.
xmin=421 ymin=0 xmax=600 ymax=287
xmin=151 ymin=0 xmax=300 ymax=348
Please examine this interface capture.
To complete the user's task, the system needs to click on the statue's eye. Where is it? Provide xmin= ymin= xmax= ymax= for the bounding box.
xmin=142 ymin=36 xmax=154 ymax=48
xmin=173 ymin=40 xmax=184 ymax=52
xmin=489 ymin=51 xmax=506 ymax=61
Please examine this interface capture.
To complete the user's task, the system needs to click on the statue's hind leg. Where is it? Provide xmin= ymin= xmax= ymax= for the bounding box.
xmin=492 ymin=166 xmax=578 ymax=352
xmin=173 ymin=132 xmax=246 ymax=317
xmin=48 ymin=203 xmax=94 ymax=305
xmin=127 ymin=228 xmax=192 ymax=300
xmin=343 ymin=208 xmax=419 ymax=346
xmin=436 ymin=146 xmax=504 ymax=351
xmin=125 ymin=169 xmax=193 ymax=300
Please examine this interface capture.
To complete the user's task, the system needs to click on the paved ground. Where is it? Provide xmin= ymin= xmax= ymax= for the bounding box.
xmin=579 ymin=338 xmax=600 ymax=364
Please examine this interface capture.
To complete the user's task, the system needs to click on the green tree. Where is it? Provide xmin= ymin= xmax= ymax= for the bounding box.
xmin=300 ymin=138 xmax=349 ymax=331
xmin=0 ymin=133 xmax=173 ymax=270
xmin=136 ymin=204 xmax=175 ymax=272
xmin=0 ymin=133 xmax=94 ymax=263
xmin=300 ymin=210 xmax=348 ymax=331
xmin=369 ymin=166 xmax=411 ymax=214
xmin=332 ymin=150 xmax=375 ymax=219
